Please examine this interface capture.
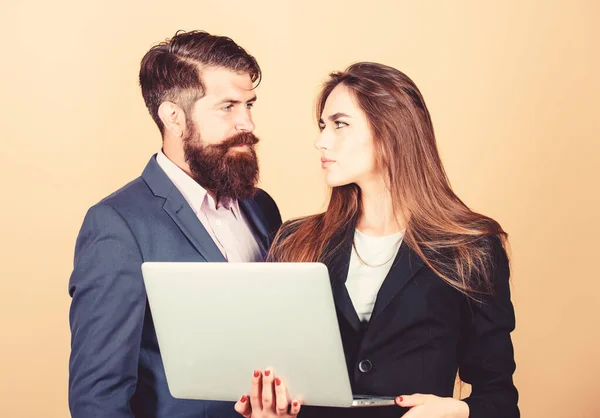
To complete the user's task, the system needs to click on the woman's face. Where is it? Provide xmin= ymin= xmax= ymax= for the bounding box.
xmin=315 ymin=84 xmax=378 ymax=188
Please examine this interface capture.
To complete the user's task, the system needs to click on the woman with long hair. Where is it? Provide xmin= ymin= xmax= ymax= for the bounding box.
xmin=235 ymin=62 xmax=519 ymax=418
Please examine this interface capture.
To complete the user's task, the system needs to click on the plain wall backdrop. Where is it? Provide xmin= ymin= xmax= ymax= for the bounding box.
xmin=1 ymin=1 xmax=599 ymax=417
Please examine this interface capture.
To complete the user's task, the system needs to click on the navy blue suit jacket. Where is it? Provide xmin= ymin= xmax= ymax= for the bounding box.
xmin=68 ymin=155 xmax=282 ymax=417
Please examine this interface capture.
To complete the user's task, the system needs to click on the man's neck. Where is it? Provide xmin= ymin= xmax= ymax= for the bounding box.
xmin=162 ymin=138 xmax=192 ymax=178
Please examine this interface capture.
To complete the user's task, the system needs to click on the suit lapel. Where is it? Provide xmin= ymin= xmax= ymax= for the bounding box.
xmin=329 ymin=239 xmax=362 ymax=333
xmin=142 ymin=154 xmax=226 ymax=262
xmin=239 ymin=198 xmax=269 ymax=257
xmin=162 ymin=193 xmax=227 ymax=262
xmin=327 ymin=229 xmax=426 ymax=330
xmin=370 ymin=241 xmax=424 ymax=321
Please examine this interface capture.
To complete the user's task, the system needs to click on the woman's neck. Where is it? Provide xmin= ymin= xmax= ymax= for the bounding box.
xmin=356 ymin=177 xmax=406 ymax=237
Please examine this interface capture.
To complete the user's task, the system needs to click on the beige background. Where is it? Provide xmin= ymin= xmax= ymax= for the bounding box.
xmin=1 ymin=1 xmax=599 ymax=417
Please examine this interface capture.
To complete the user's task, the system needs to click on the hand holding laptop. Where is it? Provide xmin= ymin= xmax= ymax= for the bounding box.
xmin=234 ymin=369 xmax=301 ymax=418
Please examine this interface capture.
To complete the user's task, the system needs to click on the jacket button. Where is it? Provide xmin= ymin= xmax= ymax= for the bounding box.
xmin=358 ymin=359 xmax=372 ymax=373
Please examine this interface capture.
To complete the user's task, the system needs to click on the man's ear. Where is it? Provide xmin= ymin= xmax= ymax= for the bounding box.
xmin=158 ymin=101 xmax=186 ymax=137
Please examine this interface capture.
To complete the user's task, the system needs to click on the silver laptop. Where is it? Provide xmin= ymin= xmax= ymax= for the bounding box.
xmin=141 ymin=262 xmax=396 ymax=408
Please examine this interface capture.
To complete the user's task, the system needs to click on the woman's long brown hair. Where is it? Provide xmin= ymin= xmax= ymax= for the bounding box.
xmin=268 ymin=62 xmax=507 ymax=297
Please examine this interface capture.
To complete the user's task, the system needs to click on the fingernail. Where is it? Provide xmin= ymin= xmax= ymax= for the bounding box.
xmin=293 ymin=401 xmax=299 ymax=407
xmin=396 ymin=396 xmax=403 ymax=402
xmin=254 ymin=370 xmax=260 ymax=378
xmin=265 ymin=370 xmax=271 ymax=377
xmin=241 ymin=395 xmax=247 ymax=403
xmin=275 ymin=377 xmax=281 ymax=386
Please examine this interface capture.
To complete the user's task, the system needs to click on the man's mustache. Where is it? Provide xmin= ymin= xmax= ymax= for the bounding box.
xmin=211 ymin=132 xmax=259 ymax=152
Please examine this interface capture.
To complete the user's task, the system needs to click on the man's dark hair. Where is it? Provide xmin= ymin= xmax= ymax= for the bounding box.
xmin=139 ymin=30 xmax=261 ymax=134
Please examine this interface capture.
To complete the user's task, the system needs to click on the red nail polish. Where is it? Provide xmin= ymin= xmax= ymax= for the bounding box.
xmin=241 ymin=395 xmax=247 ymax=403
xmin=397 ymin=396 xmax=403 ymax=402
xmin=265 ymin=370 xmax=271 ymax=377
xmin=293 ymin=401 xmax=299 ymax=407
xmin=275 ymin=377 xmax=281 ymax=386
xmin=254 ymin=370 xmax=260 ymax=378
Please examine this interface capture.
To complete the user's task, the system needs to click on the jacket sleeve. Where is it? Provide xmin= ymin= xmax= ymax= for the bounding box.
xmin=459 ymin=237 xmax=520 ymax=417
xmin=68 ymin=204 xmax=146 ymax=418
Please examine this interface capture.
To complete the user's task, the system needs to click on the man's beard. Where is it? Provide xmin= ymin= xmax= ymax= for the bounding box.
xmin=183 ymin=123 xmax=260 ymax=201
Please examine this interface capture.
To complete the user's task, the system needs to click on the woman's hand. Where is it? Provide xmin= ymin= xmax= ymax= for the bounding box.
xmin=395 ymin=394 xmax=469 ymax=417
xmin=235 ymin=369 xmax=302 ymax=417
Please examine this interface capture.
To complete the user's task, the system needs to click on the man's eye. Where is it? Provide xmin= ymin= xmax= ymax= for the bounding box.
xmin=223 ymin=104 xmax=233 ymax=111
xmin=246 ymin=103 xmax=254 ymax=109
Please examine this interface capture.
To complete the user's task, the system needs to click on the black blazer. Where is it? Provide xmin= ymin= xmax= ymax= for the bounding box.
xmin=300 ymin=232 xmax=519 ymax=418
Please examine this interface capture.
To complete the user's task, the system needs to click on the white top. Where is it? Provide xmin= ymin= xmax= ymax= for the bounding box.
xmin=156 ymin=151 xmax=263 ymax=262
xmin=345 ymin=229 xmax=405 ymax=322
